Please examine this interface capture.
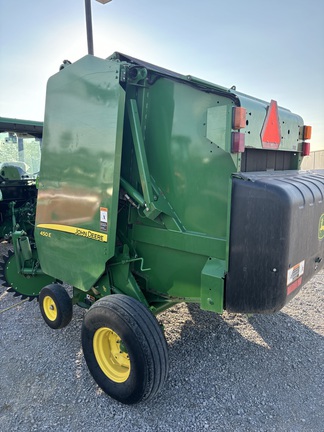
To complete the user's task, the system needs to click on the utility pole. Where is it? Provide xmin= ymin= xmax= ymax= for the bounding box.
xmin=84 ymin=0 xmax=112 ymax=55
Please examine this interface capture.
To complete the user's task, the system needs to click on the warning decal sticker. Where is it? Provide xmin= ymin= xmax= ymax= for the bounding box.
xmin=287 ymin=260 xmax=305 ymax=286
xmin=100 ymin=207 xmax=108 ymax=232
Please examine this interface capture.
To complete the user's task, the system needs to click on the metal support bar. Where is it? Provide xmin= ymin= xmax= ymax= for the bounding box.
xmin=18 ymin=137 xmax=24 ymax=162
xmin=127 ymin=99 xmax=155 ymax=208
xmin=20 ymin=268 xmax=46 ymax=275
xmin=126 ymin=98 xmax=184 ymax=227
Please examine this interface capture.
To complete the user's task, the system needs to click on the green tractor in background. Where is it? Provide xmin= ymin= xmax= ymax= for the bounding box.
xmin=0 ymin=54 xmax=323 ymax=404
xmin=0 ymin=118 xmax=42 ymax=241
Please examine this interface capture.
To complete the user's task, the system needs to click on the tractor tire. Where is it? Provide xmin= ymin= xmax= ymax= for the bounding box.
xmin=39 ymin=284 xmax=72 ymax=329
xmin=81 ymin=294 xmax=169 ymax=405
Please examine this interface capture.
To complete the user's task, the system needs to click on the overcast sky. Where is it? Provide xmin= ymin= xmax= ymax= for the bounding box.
xmin=0 ymin=0 xmax=323 ymax=149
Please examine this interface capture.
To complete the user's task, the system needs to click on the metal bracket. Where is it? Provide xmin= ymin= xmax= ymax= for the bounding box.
xmin=200 ymin=257 xmax=225 ymax=313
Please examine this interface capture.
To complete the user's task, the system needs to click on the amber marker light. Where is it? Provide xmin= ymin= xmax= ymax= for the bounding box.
xmin=233 ymin=107 xmax=247 ymax=130
xmin=303 ymin=125 xmax=312 ymax=140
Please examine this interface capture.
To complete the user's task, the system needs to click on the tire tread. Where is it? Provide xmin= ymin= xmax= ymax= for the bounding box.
xmin=83 ymin=294 xmax=169 ymax=403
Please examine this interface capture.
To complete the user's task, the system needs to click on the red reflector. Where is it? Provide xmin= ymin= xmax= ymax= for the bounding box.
xmin=232 ymin=132 xmax=245 ymax=153
xmin=302 ymin=142 xmax=311 ymax=156
xmin=261 ymin=100 xmax=281 ymax=149
xmin=233 ymin=107 xmax=246 ymax=129
xmin=287 ymin=276 xmax=302 ymax=296
xmin=303 ymin=125 xmax=312 ymax=140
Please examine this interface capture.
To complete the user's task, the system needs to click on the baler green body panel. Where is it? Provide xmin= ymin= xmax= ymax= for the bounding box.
xmin=35 ymin=56 xmax=125 ymax=290
xmin=120 ymin=77 xmax=236 ymax=308
xmin=141 ymin=78 xmax=236 ymax=236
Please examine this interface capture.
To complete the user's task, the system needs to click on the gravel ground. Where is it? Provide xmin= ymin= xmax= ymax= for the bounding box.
xmin=0 ymin=242 xmax=323 ymax=432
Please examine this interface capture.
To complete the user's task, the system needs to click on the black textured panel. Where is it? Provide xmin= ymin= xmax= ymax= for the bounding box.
xmin=226 ymin=170 xmax=324 ymax=313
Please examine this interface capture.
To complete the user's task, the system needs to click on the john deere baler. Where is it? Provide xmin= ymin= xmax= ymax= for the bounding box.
xmin=2 ymin=53 xmax=323 ymax=404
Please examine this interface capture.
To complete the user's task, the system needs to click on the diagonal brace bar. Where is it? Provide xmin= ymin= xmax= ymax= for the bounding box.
xmin=127 ymin=98 xmax=156 ymax=213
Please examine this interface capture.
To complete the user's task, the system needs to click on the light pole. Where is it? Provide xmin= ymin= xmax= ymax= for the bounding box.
xmin=85 ymin=0 xmax=112 ymax=55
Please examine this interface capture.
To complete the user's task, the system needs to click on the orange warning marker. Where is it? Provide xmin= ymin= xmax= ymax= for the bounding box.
xmin=261 ymin=100 xmax=281 ymax=149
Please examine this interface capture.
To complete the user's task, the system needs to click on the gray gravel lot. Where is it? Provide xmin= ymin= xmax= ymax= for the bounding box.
xmin=0 ymin=243 xmax=323 ymax=432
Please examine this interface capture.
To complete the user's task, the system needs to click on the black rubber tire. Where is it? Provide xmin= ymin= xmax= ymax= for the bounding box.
xmin=39 ymin=283 xmax=72 ymax=329
xmin=81 ymin=294 xmax=169 ymax=404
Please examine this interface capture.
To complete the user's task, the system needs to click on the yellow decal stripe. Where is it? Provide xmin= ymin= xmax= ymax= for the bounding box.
xmin=37 ymin=224 xmax=108 ymax=242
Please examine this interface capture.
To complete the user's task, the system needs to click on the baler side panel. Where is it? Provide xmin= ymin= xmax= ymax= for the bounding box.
xmin=120 ymin=77 xmax=237 ymax=308
xmin=142 ymin=78 xmax=236 ymax=238
xmin=35 ymin=56 xmax=125 ymax=291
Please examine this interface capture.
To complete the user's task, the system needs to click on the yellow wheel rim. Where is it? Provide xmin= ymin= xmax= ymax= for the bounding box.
xmin=43 ymin=295 xmax=58 ymax=321
xmin=93 ymin=327 xmax=130 ymax=383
